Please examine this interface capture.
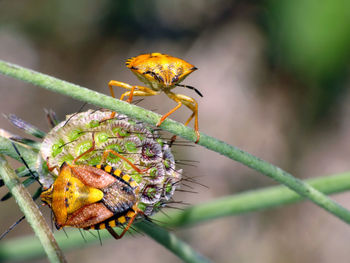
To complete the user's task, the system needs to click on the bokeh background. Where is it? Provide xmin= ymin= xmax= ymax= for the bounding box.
xmin=1 ymin=0 xmax=350 ymax=262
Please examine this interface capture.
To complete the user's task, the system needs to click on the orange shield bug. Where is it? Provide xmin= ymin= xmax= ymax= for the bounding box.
xmin=108 ymin=53 xmax=202 ymax=143
xmin=40 ymin=148 xmax=143 ymax=239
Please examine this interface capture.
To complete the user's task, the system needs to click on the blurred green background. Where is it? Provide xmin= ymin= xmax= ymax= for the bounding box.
xmin=0 ymin=0 xmax=350 ymax=262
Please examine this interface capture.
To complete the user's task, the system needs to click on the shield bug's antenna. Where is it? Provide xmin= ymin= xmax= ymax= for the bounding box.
xmin=175 ymin=84 xmax=203 ymax=97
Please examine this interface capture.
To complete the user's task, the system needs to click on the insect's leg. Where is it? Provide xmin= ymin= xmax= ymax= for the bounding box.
xmin=169 ymin=111 xmax=197 ymax=146
xmin=106 ymin=226 xmax=122 ymax=239
xmin=107 ymin=81 xmax=133 ymax=119
xmin=164 ymin=92 xmax=200 ymax=143
xmin=120 ymin=87 xmax=158 ymax=103
xmin=112 ymin=88 xmax=158 ymax=123
xmin=72 ymin=132 xmax=96 ymax=165
xmin=107 ymin=81 xmax=156 ymax=118
xmin=109 ymin=81 xmax=153 ymax=102
xmin=108 ymin=208 xmax=143 ymax=239
xmin=100 ymin=149 xmax=148 ymax=173
xmin=181 ymin=95 xmax=200 ymax=143
xmin=46 ymin=159 xmax=59 ymax=172
xmin=108 ymin=80 xmax=134 ymax=99
xmin=156 ymin=91 xmax=183 ymax=127
xmin=156 ymin=96 xmax=182 ymax=146
xmin=120 ymin=86 xmax=136 ymax=103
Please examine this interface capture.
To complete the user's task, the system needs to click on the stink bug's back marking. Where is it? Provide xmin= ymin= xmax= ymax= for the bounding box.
xmin=126 ymin=53 xmax=196 ymax=88
xmin=40 ymin=159 xmax=142 ymax=239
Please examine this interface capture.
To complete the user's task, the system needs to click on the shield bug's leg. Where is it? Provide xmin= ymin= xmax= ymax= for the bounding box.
xmin=107 ymin=81 xmax=156 ymax=118
xmin=107 ymin=207 xmax=144 ymax=239
xmin=72 ymin=132 xmax=96 ymax=165
xmin=121 ymin=86 xmax=136 ymax=103
xmin=120 ymin=87 xmax=158 ymax=103
xmin=161 ymin=91 xmax=200 ymax=143
xmin=46 ymin=159 xmax=59 ymax=173
xmin=156 ymin=100 xmax=182 ymax=126
xmin=169 ymin=111 xmax=197 ymax=146
xmin=105 ymin=226 xmax=122 ymax=239
xmin=108 ymin=80 xmax=134 ymax=119
xmin=108 ymin=80 xmax=134 ymax=100
xmin=100 ymin=149 xmax=146 ymax=173
xmin=109 ymin=80 xmax=158 ymax=103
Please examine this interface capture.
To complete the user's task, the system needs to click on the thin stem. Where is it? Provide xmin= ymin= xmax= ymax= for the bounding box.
xmin=135 ymin=221 xmax=211 ymax=263
xmin=1 ymin=60 xmax=350 ymax=224
xmin=0 ymin=227 xmax=112 ymax=262
xmin=1 ymin=170 xmax=350 ymax=261
xmin=0 ymin=155 xmax=66 ymax=263
xmin=1 ymin=61 xmax=350 ymax=223
xmin=159 ymin=171 xmax=350 ymax=227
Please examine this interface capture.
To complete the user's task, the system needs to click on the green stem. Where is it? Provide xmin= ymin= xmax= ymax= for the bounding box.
xmin=158 ymin=171 xmax=350 ymax=227
xmin=0 ymin=222 xmax=211 ymax=263
xmin=1 ymin=60 xmax=350 ymax=224
xmin=0 ymin=155 xmax=66 ymax=263
xmin=1 ymin=170 xmax=350 ymax=261
xmin=135 ymin=222 xmax=211 ymax=263
xmin=1 ymin=60 xmax=350 ymax=225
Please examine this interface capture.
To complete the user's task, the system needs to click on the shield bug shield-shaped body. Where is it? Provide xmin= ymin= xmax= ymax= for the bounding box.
xmin=108 ymin=53 xmax=202 ymax=143
xmin=41 ymin=161 xmax=141 ymax=239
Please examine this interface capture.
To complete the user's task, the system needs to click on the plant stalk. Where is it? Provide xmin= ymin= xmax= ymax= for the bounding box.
xmin=1 ymin=60 xmax=350 ymax=224
xmin=0 ymin=155 xmax=66 ymax=263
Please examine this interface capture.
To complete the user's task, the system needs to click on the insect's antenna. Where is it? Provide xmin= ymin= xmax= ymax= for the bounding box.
xmin=0 ymin=215 xmax=25 ymax=240
xmin=11 ymin=142 xmax=43 ymax=187
xmin=175 ymin=84 xmax=203 ymax=97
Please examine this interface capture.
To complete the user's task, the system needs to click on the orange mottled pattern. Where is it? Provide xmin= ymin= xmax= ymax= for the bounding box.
xmin=126 ymin=52 xmax=197 ymax=87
